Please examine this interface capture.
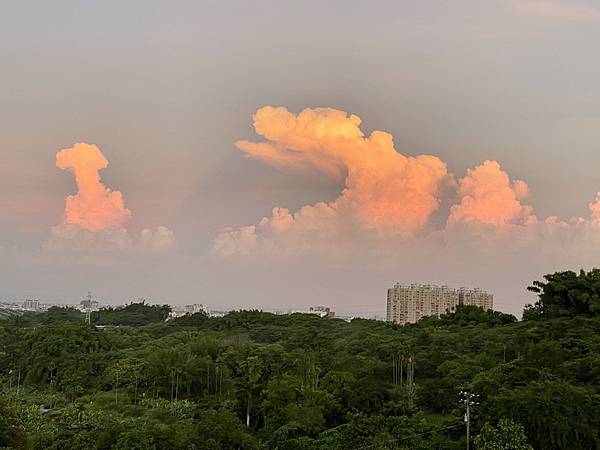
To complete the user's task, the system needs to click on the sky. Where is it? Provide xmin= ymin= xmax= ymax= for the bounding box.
xmin=2 ymin=0 xmax=600 ymax=317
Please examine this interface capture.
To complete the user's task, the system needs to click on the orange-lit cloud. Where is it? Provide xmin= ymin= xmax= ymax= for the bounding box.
xmin=236 ymin=106 xmax=452 ymax=234
xmin=214 ymin=106 xmax=545 ymax=257
xmin=48 ymin=143 xmax=175 ymax=253
xmin=213 ymin=106 xmax=600 ymax=261
xmin=448 ymin=160 xmax=535 ymax=227
xmin=56 ymin=143 xmax=131 ymax=231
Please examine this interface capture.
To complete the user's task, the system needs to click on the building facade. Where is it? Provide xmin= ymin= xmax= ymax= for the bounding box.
xmin=387 ymin=283 xmax=493 ymax=325
xmin=23 ymin=299 xmax=40 ymax=311
xmin=458 ymin=288 xmax=494 ymax=310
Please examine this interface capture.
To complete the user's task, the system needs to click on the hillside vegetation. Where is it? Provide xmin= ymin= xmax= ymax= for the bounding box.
xmin=1 ymin=269 xmax=599 ymax=449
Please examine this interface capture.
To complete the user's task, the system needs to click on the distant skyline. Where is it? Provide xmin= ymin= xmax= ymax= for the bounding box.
xmin=2 ymin=1 xmax=600 ymax=316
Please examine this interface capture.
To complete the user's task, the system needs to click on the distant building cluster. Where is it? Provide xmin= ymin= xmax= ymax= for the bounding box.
xmin=23 ymin=298 xmax=40 ymax=311
xmin=0 ymin=298 xmax=52 ymax=318
xmin=386 ymin=283 xmax=493 ymax=325
xmin=292 ymin=306 xmax=335 ymax=318
xmin=80 ymin=292 xmax=100 ymax=311
xmin=169 ymin=303 xmax=210 ymax=319
xmin=0 ymin=295 xmax=351 ymax=323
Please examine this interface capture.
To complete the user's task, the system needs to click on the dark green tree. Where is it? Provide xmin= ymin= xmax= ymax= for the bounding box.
xmin=0 ymin=400 xmax=29 ymax=449
xmin=474 ymin=419 xmax=533 ymax=450
xmin=93 ymin=301 xmax=171 ymax=326
xmin=524 ymin=269 xmax=600 ymax=319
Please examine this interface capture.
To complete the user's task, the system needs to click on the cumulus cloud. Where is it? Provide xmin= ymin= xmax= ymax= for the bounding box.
xmin=214 ymin=106 xmax=600 ymax=262
xmin=44 ymin=224 xmax=134 ymax=253
xmin=448 ymin=160 xmax=535 ymax=227
xmin=48 ymin=143 xmax=175 ymax=253
xmin=140 ymin=226 xmax=177 ymax=252
xmin=234 ymin=106 xmax=453 ymax=236
xmin=213 ymin=204 xmax=354 ymax=257
xmin=56 ymin=143 xmax=131 ymax=231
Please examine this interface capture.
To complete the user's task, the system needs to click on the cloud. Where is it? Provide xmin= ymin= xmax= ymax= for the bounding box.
xmin=511 ymin=0 xmax=600 ymax=21
xmin=212 ymin=204 xmax=353 ymax=257
xmin=140 ymin=226 xmax=177 ymax=252
xmin=44 ymin=224 xmax=134 ymax=253
xmin=56 ymin=143 xmax=131 ymax=231
xmin=214 ymin=106 xmax=600 ymax=264
xmin=448 ymin=160 xmax=535 ymax=227
xmin=588 ymin=193 xmax=600 ymax=226
xmin=48 ymin=143 xmax=175 ymax=253
xmin=44 ymin=224 xmax=176 ymax=254
xmin=235 ymin=106 xmax=453 ymax=236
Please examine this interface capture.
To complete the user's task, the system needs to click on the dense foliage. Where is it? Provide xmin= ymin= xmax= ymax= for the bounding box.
xmin=1 ymin=270 xmax=599 ymax=449
xmin=524 ymin=269 xmax=600 ymax=319
xmin=92 ymin=301 xmax=172 ymax=326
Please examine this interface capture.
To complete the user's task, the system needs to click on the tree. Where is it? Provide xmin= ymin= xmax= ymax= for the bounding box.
xmin=195 ymin=409 xmax=263 ymax=450
xmin=433 ymin=305 xmax=517 ymax=327
xmin=0 ymin=400 xmax=29 ymax=449
xmin=19 ymin=322 xmax=112 ymax=393
xmin=474 ymin=419 xmax=533 ymax=450
xmin=44 ymin=306 xmax=83 ymax=324
xmin=524 ymin=269 xmax=600 ymax=319
xmin=93 ymin=301 xmax=171 ymax=326
xmin=483 ymin=381 xmax=600 ymax=449
xmin=146 ymin=347 xmax=201 ymax=399
xmin=170 ymin=310 xmax=210 ymax=327
xmin=4 ymin=269 xmax=600 ymax=450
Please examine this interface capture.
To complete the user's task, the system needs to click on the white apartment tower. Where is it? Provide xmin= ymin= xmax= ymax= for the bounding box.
xmin=387 ymin=283 xmax=493 ymax=325
xmin=458 ymin=288 xmax=493 ymax=310
xmin=23 ymin=299 xmax=40 ymax=311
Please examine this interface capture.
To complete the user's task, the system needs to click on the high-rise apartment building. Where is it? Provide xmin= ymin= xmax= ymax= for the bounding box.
xmin=386 ymin=283 xmax=493 ymax=325
xmin=458 ymin=288 xmax=494 ymax=310
xmin=23 ymin=298 xmax=40 ymax=311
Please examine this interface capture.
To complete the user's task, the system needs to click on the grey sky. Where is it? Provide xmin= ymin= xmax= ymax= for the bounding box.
xmin=1 ymin=0 xmax=600 ymax=316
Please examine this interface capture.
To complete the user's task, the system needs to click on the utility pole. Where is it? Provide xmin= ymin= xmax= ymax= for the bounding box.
xmin=466 ymin=396 xmax=470 ymax=450
xmin=460 ymin=391 xmax=479 ymax=450
xmin=84 ymin=291 xmax=92 ymax=325
xmin=407 ymin=354 xmax=415 ymax=409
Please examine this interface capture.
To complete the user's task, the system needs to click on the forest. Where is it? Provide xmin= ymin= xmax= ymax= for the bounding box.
xmin=1 ymin=269 xmax=599 ymax=449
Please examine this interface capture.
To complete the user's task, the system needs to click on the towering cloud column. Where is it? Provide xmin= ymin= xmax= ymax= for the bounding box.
xmin=214 ymin=106 xmax=454 ymax=256
xmin=56 ymin=143 xmax=131 ymax=231
xmin=235 ymin=106 xmax=452 ymax=233
xmin=47 ymin=143 xmax=174 ymax=252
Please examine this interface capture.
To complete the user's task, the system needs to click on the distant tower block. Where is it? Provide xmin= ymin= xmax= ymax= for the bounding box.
xmin=387 ymin=283 xmax=493 ymax=325
xmin=80 ymin=291 xmax=100 ymax=325
xmin=23 ymin=299 xmax=40 ymax=311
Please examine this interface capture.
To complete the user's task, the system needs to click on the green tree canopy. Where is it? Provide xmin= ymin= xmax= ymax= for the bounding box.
xmin=475 ymin=419 xmax=533 ymax=450
xmin=93 ymin=301 xmax=171 ymax=326
xmin=0 ymin=400 xmax=28 ymax=449
xmin=524 ymin=269 xmax=600 ymax=319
